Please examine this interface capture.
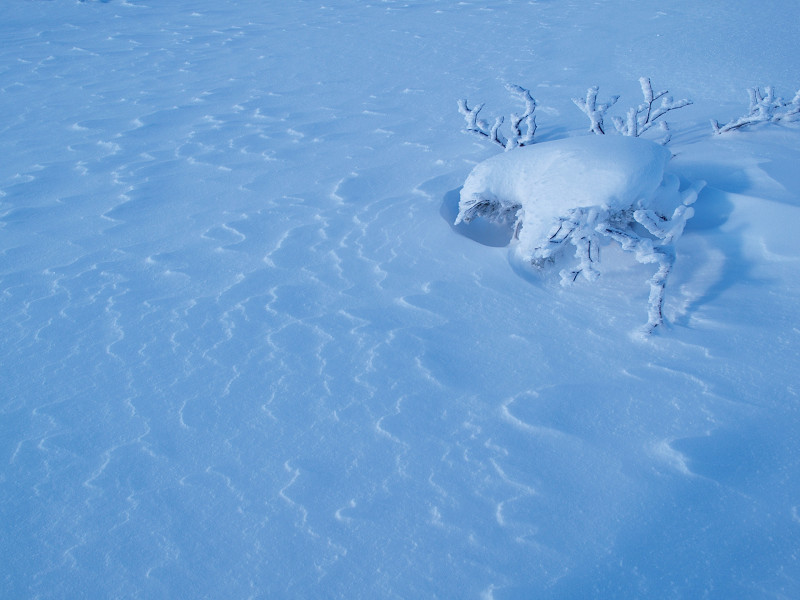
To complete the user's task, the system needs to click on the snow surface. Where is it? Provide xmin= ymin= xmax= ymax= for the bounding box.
xmin=2 ymin=1 xmax=800 ymax=599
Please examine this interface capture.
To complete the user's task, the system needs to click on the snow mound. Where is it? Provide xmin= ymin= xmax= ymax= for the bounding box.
xmin=456 ymin=135 xmax=672 ymax=264
xmin=454 ymin=135 xmax=707 ymax=331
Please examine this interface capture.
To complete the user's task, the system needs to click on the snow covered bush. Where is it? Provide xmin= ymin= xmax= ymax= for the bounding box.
xmin=454 ymin=78 xmax=702 ymax=332
xmin=460 ymin=77 xmax=691 ymax=148
xmin=574 ymin=78 xmax=692 ymax=144
xmin=712 ymin=85 xmax=800 ymax=133
xmin=455 ymin=135 xmax=704 ymax=333
xmin=457 ymin=84 xmax=537 ymax=150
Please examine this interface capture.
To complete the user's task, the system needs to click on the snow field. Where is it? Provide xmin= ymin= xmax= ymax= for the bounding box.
xmin=2 ymin=1 xmax=800 ymax=599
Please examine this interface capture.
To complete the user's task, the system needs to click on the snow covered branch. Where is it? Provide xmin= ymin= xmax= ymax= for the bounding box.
xmin=572 ymin=86 xmax=619 ymax=135
xmin=575 ymin=78 xmax=691 ymax=144
xmin=711 ymin=86 xmax=800 ymax=134
xmin=460 ymin=78 xmax=691 ymax=151
xmin=458 ymin=84 xmax=537 ymax=150
xmin=612 ymin=77 xmax=692 ymax=144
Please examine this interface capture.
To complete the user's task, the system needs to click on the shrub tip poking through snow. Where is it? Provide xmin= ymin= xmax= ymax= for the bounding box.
xmin=711 ymin=85 xmax=800 ymax=133
xmin=456 ymin=135 xmax=705 ymax=332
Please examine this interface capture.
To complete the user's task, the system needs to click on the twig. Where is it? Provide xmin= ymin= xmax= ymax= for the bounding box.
xmin=458 ymin=84 xmax=537 ymax=150
xmin=712 ymin=86 xmax=800 ymax=133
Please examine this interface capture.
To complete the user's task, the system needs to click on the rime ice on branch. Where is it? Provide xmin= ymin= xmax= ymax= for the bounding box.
xmin=460 ymin=77 xmax=691 ymax=149
xmin=572 ymin=86 xmax=619 ymax=135
xmin=458 ymin=84 xmax=537 ymax=151
xmin=574 ymin=78 xmax=691 ymax=144
xmin=612 ymin=77 xmax=692 ymax=144
xmin=712 ymin=86 xmax=800 ymax=133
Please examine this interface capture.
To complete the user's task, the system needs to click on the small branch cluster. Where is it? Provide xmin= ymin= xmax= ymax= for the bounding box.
xmin=574 ymin=77 xmax=691 ymax=144
xmin=460 ymin=77 xmax=691 ymax=150
xmin=571 ymin=86 xmax=619 ymax=135
xmin=611 ymin=77 xmax=692 ymax=144
xmin=567 ymin=180 xmax=704 ymax=333
xmin=712 ymin=86 xmax=800 ymax=134
xmin=550 ymin=208 xmax=603 ymax=285
xmin=458 ymin=84 xmax=537 ymax=151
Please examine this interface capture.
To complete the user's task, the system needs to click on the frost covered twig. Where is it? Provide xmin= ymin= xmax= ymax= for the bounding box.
xmin=612 ymin=77 xmax=692 ymax=144
xmin=458 ymin=84 xmax=537 ymax=150
xmin=712 ymin=86 xmax=800 ymax=133
xmin=554 ymin=209 xmax=601 ymax=284
xmin=599 ymin=223 xmax=674 ymax=332
xmin=572 ymin=86 xmax=619 ymax=135
xmin=506 ymin=85 xmax=538 ymax=149
xmin=575 ymin=78 xmax=691 ymax=144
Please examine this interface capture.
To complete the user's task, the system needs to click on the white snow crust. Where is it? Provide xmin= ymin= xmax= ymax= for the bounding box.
xmin=2 ymin=1 xmax=800 ymax=599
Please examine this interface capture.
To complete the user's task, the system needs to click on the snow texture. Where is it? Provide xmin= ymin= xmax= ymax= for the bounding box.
xmin=2 ymin=1 xmax=800 ymax=599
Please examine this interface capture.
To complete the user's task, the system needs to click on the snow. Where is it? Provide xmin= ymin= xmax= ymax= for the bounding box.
xmin=456 ymin=135 xmax=672 ymax=258
xmin=2 ymin=1 xmax=800 ymax=599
